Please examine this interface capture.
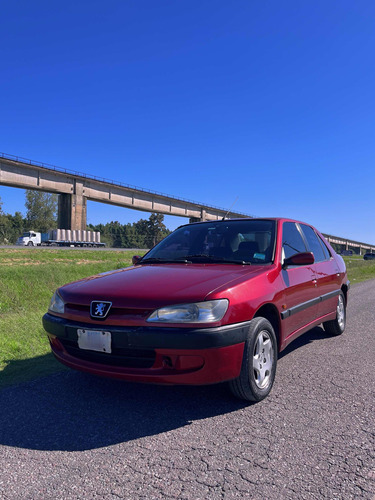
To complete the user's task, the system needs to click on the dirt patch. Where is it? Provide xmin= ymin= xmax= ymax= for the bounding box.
xmin=74 ymin=260 xmax=105 ymax=265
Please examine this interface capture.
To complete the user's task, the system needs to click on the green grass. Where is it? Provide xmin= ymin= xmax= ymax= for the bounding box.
xmin=0 ymin=247 xmax=374 ymax=389
xmin=0 ymin=247 xmax=144 ymax=389
xmin=342 ymin=255 xmax=375 ymax=283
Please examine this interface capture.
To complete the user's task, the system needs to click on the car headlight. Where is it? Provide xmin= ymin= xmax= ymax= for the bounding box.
xmin=147 ymin=299 xmax=229 ymax=324
xmin=49 ymin=291 xmax=65 ymax=314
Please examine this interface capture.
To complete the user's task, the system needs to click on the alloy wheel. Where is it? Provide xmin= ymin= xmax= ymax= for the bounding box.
xmin=253 ymin=330 xmax=274 ymax=389
xmin=337 ymin=294 xmax=345 ymax=330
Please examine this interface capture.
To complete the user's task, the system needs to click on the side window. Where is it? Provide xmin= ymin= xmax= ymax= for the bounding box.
xmin=318 ymin=235 xmax=331 ymax=260
xmin=300 ymin=225 xmax=326 ymax=263
xmin=282 ymin=222 xmax=307 ymax=260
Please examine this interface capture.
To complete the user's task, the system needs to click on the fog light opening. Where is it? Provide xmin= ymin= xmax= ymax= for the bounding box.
xmin=48 ymin=334 xmax=63 ymax=352
xmin=162 ymin=356 xmax=173 ymax=368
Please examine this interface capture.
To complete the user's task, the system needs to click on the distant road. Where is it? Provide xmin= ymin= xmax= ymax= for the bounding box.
xmin=0 ymin=280 xmax=374 ymax=499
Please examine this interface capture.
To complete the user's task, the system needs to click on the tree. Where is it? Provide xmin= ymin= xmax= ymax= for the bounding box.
xmin=8 ymin=211 xmax=25 ymax=241
xmin=25 ymin=190 xmax=58 ymax=232
xmin=134 ymin=213 xmax=169 ymax=248
xmin=0 ymin=197 xmax=25 ymax=244
xmin=0 ymin=197 xmax=10 ymax=243
xmin=147 ymin=213 xmax=169 ymax=247
xmin=88 ymin=213 xmax=171 ymax=248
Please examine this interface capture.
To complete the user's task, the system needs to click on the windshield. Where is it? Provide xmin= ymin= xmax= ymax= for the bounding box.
xmin=142 ymin=219 xmax=276 ymax=264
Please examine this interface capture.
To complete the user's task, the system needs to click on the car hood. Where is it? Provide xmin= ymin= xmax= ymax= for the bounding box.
xmin=59 ymin=263 xmax=268 ymax=308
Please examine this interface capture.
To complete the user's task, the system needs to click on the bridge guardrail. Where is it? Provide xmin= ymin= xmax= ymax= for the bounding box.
xmin=0 ymin=152 xmax=253 ymax=217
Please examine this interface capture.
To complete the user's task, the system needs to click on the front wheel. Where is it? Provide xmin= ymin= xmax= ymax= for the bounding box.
xmin=229 ymin=317 xmax=277 ymax=402
xmin=27 ymin=241 xmax=34 ymax=247
xmin=323 ymin=291 xmax=346 ymax=336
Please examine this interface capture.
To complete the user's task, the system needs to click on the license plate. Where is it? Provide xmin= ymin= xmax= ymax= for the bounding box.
xmin=77 ymin=329 xmax=112 ymax=353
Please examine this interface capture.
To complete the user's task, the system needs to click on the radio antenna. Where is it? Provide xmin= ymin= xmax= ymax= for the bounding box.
xmin=222 ymin=196 xmax=239 ymax=220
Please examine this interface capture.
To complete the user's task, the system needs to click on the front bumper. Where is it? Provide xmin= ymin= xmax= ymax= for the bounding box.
xmin=43 ymin=313 xmax=248 ymax=385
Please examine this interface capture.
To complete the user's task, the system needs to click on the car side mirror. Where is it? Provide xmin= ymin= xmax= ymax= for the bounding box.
xmin=283 ymin=252 xmax=314 ymax=268
xmin=132 ymin=255 xmax=142 ymax=265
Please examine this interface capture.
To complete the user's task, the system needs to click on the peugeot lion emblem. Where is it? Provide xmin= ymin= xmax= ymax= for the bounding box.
xmin=90 ymin=301 xmax=112 ymax=319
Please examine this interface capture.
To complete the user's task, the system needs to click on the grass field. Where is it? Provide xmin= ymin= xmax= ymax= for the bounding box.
xmin=0 ymin=247 xmax=374 ymax=389
xmin=0 ymin=247 xmax=145 ymax=389
xmin=341 ymin=254 xmax=375 ymax=283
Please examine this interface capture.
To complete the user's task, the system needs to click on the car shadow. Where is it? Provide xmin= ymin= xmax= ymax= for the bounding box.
xmin=0 ymin=366 xmax=249 ymax=452
xmin=0 ymin=325 xmax=330 ymax=453
xmin=278 ymin=325 xmax=329 ymax=359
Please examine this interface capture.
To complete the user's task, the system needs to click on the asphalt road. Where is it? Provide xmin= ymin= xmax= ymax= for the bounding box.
xmin=0 ymin=281 xmax=374 ymax=499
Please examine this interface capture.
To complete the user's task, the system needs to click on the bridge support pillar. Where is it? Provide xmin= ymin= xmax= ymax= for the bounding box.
xmin=189 ymin=209 xmax=208 ymax=224
xmin=58 ymin=181 xmax=87 ymax=230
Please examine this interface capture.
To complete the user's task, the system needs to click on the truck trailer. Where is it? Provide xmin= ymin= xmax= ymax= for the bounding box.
xmin=16 ymin=229 xmax=105 ymax=247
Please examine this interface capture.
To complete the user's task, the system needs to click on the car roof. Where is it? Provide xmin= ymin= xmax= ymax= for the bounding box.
xmin=180 ymin=217 xmax=311 ymax=228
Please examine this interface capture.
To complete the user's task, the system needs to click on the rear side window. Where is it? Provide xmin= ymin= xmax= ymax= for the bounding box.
xmin=300 ymin=224 xmax=326 ymax=263
xmin=282 ymin=222 xmax=307 ymax=259
xmin=317 ymin=235 xmax=331 ymax=260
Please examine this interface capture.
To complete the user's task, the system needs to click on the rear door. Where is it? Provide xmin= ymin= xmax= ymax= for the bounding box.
xmin=299 ymin=224 xmax=341 ymax=320
xmin=281 ymin=222 xmax=319 ymax=337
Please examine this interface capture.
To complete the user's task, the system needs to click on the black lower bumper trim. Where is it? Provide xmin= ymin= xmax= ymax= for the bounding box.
xmin=60 ymin=338 xmax=156 ymax=368
xmin=42 ymin=313 xmax=250 ymax=350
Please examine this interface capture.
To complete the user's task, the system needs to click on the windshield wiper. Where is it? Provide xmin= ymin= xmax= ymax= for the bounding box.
xmin=183 ymin=254 xmax=251 ymax=265
xmin=140 ymin=257 xmax=192 ymax=264
xmin=221 ymin=259 xmax=252 ymax=265
xmin=140 ymin=255 xmax=252 ymax=265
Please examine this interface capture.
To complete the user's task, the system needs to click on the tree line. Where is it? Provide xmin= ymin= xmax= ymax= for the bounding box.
xmin=88 ymin=213 xmax=170 ymax=248
xmin=0 ymin=191 xmax=171 ymax=248
xmin=0 ymin=191 xmax=57 ymax=244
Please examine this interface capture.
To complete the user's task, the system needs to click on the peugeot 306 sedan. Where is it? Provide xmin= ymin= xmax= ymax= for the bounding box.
xmin=43 ymin=218 xmax=349 ymax=401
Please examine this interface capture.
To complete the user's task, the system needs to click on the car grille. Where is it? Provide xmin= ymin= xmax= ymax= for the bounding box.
xmin=60 ymin=339 xmax=156 ymax=368
xmin=64 ymin=304 xmax=152 ymax=321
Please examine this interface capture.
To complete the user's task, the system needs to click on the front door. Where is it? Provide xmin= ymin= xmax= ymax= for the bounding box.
xmin=280 ymin=222 xmax=319 ymax=339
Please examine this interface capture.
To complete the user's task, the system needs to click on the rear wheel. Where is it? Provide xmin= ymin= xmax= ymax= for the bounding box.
xmin=229 ymin=317 xmax=277 ymax=402
xmin=323 ymin=291 xmax=346 ymax=336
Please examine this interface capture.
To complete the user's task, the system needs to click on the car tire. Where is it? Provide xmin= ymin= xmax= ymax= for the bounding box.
xmin=27 ymin=241 xmax=34 ymax=246
xmin=323 ymin=291 xmax=346 ymax=336
xmin=229 ymin=317 xmax=277 ymax=402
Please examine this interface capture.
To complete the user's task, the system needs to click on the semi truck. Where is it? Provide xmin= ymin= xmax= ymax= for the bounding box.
xmin=16 ymin=229 xmax=105 ymax=247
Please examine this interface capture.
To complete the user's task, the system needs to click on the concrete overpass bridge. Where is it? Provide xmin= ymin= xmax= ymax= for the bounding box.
xmin=322 ymin=234 xmax=375 ymax=256
xmin=0 ymin=153 xmax=252 ymax=229
xmin=1 ymin=152 xmax=374 ymax=254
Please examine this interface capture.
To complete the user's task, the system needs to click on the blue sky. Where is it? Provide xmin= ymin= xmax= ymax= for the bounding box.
xmin=1 ymin=1 xmax=374 ymax=243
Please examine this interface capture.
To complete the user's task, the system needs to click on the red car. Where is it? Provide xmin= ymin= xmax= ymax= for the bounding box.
xmin=43 ymin=218 xmax=349 ymax=402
